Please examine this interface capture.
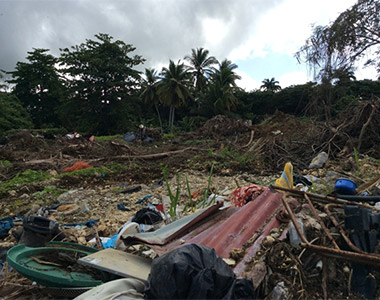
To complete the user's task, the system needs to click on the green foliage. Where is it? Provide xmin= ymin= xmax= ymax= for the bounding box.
xmin=260 ymin=78 xmax=281 ymax=92
xmin=0 ymin=160 xmax=12 ymax=167
xmin=162 ymin=165 xmax=181 ymax=217
xmin=158 ymin=60 xmax=193 ymax=133
xmin=185 ymin=47 xmax=217 ymax=95
xmin=0 ymin=93 xmax=33 ymax=135
xmin=162 ymin=133 xmax=175 ymax=140
xmin=201 ymin=162 xmax=214 ymax=207
xmin=0 ymin=170 xmax=51 ymax=194
xmin=32 ymin=185 xmax=67 ymax=200
xmin=59 ymin=163 xmax=125 ymax=178
xmin=59 ymin=33 xmax=145 ymax=135
xmin=205 ymin=59 xmax=241 ymax=115
xmin=94 ymin=134 xmax=124 ymax=142
xmin=7 ymin=48 xmax=65 ymax=128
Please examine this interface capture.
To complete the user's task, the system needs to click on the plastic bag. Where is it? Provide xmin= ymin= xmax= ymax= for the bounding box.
xmin=144 ymin=244 xmax=254 ymax=299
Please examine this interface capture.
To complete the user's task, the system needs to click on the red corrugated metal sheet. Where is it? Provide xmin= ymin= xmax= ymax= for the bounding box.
xmin=125 ymin=187 xmax=285 ymax=275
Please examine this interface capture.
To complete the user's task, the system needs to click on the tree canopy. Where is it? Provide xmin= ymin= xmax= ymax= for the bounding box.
xmin=59 ymin=33 xmax=145 ymax=134
xmin=296 ymin=0 xmax=380 ymax=80
xmin=7 ymin=48 xmax=64 ymax=127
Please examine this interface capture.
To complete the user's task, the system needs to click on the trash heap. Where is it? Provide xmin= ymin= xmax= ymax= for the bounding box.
xmin=1 ymin=156 xmax=380 ymax=300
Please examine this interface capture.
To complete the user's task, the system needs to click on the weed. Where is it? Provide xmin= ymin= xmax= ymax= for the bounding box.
xmin=162 ymin=165 xmax=181 ymax=217
xmin=0 ymin=170 xmax=51 ymax=194
xmin=32 ymin=185 xmax=67 ymax=203
xmin=95 ymin=135 xmax=124 ymax=142
xmin=58 ymin=163 xmax=125 ymax=178
xmin=0 ymin=160 xmax=12 ymax=167
xmin=201 ymin=162 xmax=215 ymax=208
xmin=162 ymin=133 xmax=175 ymax=140
xmin=353 ymin=147 xmax=361 ymax=172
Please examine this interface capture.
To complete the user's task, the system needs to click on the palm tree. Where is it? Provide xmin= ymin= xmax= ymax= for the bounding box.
xmin=185 ymin=48 xmax=217 ymax=94
xmin=260 ymin=77 xmax=281 ymax=92
xmin=207 ymin=59 xmax=241 ymax=114
xmin=140 ymin=68 xmax=163 ymax=133
xmin=158 ymin=60 xmax=192 ymax=133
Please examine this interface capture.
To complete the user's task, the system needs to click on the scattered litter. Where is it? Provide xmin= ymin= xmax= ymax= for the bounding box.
xmin=64 ymin=161 xmax=92 ymax=172
xmin=135 ymin=195 xmax=152 ymax=204
xmin=230 ymin=184 xmax=265 ymax=207
xmin=117 ymin=203 xmax=131 ymax=211
xmin=309 ymin=151 xmax=328 ymax=169
xmin=144 ymin=244 xmax=255 ymax=299
xmin=121 ymin=186 xmax=142 ymax=194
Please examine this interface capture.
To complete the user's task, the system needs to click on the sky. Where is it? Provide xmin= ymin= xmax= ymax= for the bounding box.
xmin=0 ymin=0 xmax=377 ymax=91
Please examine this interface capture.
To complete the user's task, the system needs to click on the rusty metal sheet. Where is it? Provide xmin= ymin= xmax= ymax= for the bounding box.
xmin=145 ymin=189 xmax=284 ymax=272
xmin=122 ymin=201 xmax=224 ymax=246
xmin=184 ymin=188 xmax=283 ymax=258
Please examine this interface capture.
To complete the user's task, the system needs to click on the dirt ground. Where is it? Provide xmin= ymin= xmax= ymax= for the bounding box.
xmin=0 ymin=107 xmax=380 ymax=299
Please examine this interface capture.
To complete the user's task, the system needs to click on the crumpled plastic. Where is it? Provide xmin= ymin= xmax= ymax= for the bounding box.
xmin=275 ymin=162 xmax=294 ymax=189
xmin=64 ymin=161 xmax=91 ymax=172
xmin=230 ymin=184 xmax=265 ymax=207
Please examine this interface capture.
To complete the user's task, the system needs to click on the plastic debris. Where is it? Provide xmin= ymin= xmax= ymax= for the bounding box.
xmin=64 ymin=161 xmax=92 ymax=172
xmin=230 ymin=184 xmax=265 ymax=207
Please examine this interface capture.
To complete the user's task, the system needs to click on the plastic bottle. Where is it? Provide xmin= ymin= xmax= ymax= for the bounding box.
xmin=288 ymin=218 xmax=305 ymax=247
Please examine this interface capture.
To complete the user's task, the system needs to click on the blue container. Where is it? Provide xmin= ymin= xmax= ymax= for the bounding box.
xmin=334 ymin=178 xmax=357 ymax=195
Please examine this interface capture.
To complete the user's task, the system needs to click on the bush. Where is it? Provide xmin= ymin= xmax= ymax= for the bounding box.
xmin=0 ymin=93 xmax=33 ymax=135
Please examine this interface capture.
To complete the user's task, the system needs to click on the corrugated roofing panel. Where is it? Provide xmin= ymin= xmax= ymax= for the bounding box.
xmin=124 ymin=187 xmax=284 ymax=275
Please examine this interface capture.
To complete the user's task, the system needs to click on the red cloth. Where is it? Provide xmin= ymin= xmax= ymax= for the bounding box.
xmin=230 ymin=184 xmax=265 ymax=207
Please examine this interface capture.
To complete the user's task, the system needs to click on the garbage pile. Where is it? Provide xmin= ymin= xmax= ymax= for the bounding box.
xmin=1 ymin=159 xmax=380 ymax=300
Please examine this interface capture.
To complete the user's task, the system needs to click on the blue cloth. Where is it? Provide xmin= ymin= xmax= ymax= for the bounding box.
xmin=135 ymin=195 xmax=152 ymax=204
xmin=63 ymin=219 xmax=100 ymax=228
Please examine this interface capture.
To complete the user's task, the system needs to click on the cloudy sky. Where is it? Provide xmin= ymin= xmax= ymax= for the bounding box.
xmin=0 ymin=0 xmax=377 ymax=90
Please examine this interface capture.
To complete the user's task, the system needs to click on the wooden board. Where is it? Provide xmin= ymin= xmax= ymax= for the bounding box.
xmin=78 ymin=248 xmax=152 ymax=282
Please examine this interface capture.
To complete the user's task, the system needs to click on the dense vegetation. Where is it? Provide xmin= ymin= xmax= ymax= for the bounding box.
xmin=0 ymin=0 xmax=379 ymax=136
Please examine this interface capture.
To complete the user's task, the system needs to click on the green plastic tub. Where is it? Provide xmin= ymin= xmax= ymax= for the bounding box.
xmin=6 ymin=243 xmax=103 ymax=288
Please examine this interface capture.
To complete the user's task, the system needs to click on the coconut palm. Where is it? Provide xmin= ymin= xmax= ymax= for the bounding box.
xmin=140 ymin=68 xmax=163 ymax=133
xmin=207 ymin=59 xmax=241 ymax=114
xmin=260 ymin=77 xmax=281 ymax=92
xmin=158 ymin=60 xmax=192 ymax=133
xmin=185 ymin=47 xmax=217 ymax=94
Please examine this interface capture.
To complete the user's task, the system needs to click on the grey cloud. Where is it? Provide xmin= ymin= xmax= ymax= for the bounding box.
xmin=0 ymin=0 xmax=283 ymax=73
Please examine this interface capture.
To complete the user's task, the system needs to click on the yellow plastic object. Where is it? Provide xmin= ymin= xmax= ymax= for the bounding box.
xmin=275 ymin=162 xmax=293 ymax=189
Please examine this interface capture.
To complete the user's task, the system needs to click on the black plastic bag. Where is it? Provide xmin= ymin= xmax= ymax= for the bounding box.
xmin=132 ymin=208 xmax=163 ymax=225
xmin=144 ymin=244 xmax=254 ymax=299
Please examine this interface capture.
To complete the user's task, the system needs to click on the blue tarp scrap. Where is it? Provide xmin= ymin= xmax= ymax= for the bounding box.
xmin=63 ymin=219 xmax=100 ymax=228
xmin=135 ymin=195 xmax=152 ymax=204
xmin=0 ymin=216 xmax=23 ymax=238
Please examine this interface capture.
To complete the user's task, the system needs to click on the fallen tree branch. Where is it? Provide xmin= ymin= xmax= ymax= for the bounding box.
xmin=357 ymin=104 xmax=376 ymax=151
xmin=239 ymin=130 xmax=255 ymax=149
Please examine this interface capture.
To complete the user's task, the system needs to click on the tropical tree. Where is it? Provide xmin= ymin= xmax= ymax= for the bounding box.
xmin=260 ymin=77 xmax=281 ymax=92
xmin=206 ymin=59 xmax=241 ymax=114
xmin=7 ymin=48 xmax=64 ymax=127
xmin=59 ymin=33 xmax=144 ymax=134
xmin=158 ymin=60 xmax=192 ymax=133
xmin=140 ymin=68 xmax=163 ymax=133
xmin=184 ymin=47 xmax=217 ymax=95
xmin=296 ymin=0 xmax=380 ymax=80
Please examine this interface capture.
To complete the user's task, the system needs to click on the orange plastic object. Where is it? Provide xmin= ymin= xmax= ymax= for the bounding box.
xmin=64 ymin=161 xmax=92 ymax=172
